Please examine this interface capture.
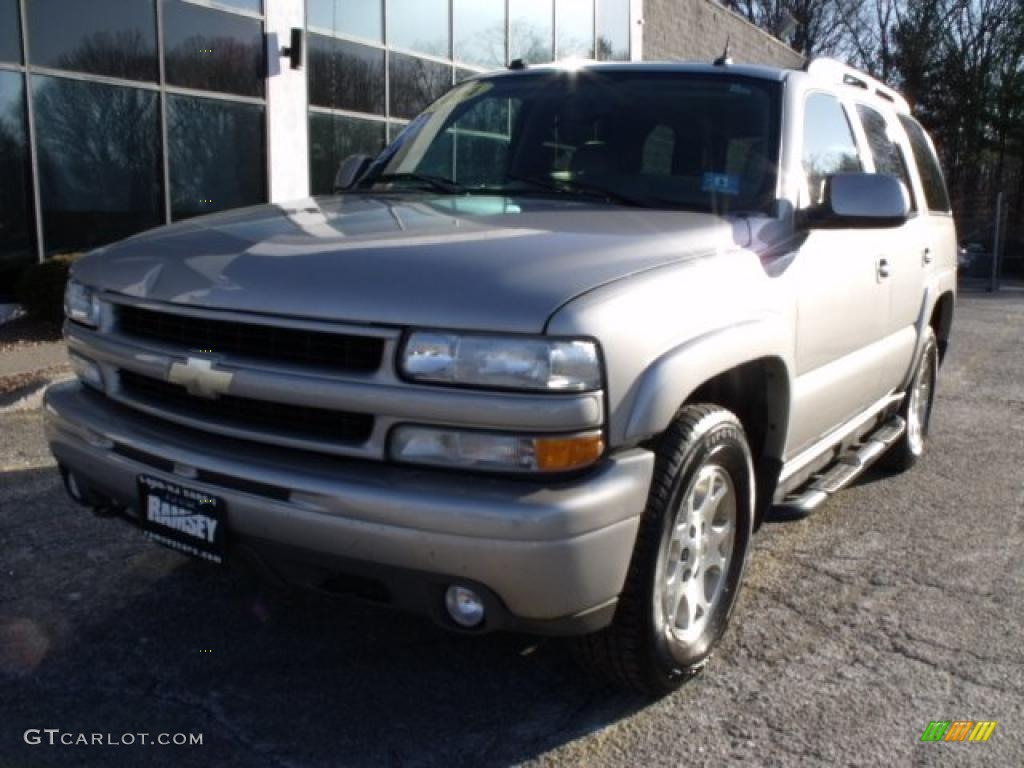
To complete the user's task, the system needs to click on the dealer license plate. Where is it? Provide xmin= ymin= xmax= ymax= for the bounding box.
xmin=137 ymin=475 xmax=226 ymax=564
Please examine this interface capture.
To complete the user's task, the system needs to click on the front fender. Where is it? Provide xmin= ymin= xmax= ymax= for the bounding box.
xmin=623 ymin=316 xmax=794 ymax=446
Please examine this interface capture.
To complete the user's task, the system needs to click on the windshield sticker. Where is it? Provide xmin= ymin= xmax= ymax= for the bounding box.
xmin=701 ymin=173 xmax=741 ymax=196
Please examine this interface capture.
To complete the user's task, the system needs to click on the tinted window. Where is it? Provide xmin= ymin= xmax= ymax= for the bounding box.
xmin=899 ymin=115 xmax=951 ymax=213
xmin=389 ymin=52 xmax=451 ymax=119
xmin=509 ymin=0 xmax=552 ymax=63
xmin=164 ymin=0 xmax=264 ymax=98
xmin=308 ymin=34 xmax=384 ymax=113
xmin=802 ymin=93 xmax=862 ymax=206
xmin=32 ymin=76 xmax=163 ymax=252
xmin=558 ymin=0 xmax=594 ymax=58
xmin=308 ymin=0 xmax=382 ymax=43
xmin=0 ymin=0 xmax=21 ymax=63
xmin=27 ymin=0 xmax=158 ymax=81
xmin=366 ymin=72 xmax=782 ymax=214
xmin=167 ymin=94 xmax=266 ymax=220
xmin=857 ymin=105 xmax=915 ymax=211
xmin=0 ymin=71 xmax=34 ymax=268
xmin=388 ymin=0 xmax=449 ymax=58
xmin=309 ymin=112 xmax=385 ymax=195
xmin=454 ymin=0 xmax=505 ymax=69
xmin=597 ymin=0 xmax=629 ymax=61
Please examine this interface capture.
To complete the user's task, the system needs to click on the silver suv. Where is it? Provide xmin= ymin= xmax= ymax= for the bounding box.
xmin=46 ymin=58 xmax=956 ymax=695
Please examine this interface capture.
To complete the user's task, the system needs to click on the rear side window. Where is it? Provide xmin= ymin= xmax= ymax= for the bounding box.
xmin=802 ymin=93 xmax=863 ymax=206
xmin=857 ymin=105 xmax=916 ymax=211
xmin=898 ymin=115 xmax=951 ymax=213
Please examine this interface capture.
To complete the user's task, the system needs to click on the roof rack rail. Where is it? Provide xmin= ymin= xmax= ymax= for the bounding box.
xmin=804 ymin=57 xmax=910 ymax=114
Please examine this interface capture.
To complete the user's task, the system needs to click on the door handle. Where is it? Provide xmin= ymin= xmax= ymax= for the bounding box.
xmin=922 ymin=247 xmax=933 ymax=265
xmin=876 ymin=258 xmax=891 ymax=280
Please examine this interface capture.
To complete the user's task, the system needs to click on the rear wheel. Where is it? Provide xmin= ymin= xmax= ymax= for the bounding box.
xmin=574 ymin=405 xmax=755 ymax=696
xmin=885 ymin=327 xmax=938 ymax=472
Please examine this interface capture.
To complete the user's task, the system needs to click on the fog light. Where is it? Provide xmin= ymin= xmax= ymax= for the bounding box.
xmin=445 ymin=585 xmax=485 ymax=628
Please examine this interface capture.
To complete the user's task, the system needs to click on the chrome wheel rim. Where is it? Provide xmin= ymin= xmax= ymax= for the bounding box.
xmin=657 ymin=464 xmax=737 ymax=646
xmin=907 ymin=348 xmax=934 ymax=455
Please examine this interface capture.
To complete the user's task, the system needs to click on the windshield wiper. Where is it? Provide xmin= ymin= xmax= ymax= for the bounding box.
xmin=364 ymin=172 xmax=465 ymax=194
xmin=501 ymin=174 xmax=647 ymax=207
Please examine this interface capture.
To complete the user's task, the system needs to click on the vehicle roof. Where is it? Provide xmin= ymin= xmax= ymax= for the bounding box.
xmin=469 ymin=58 xmax=911 ymax=114
xmin=475 ymin=60 xmax=790 ymax=82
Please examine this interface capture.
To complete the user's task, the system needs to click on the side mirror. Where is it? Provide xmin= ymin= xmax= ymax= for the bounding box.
xmin=333 ymin=154 xmax=372 ymax=193
xmin=801 ymin=173 xmax=909 ymax=229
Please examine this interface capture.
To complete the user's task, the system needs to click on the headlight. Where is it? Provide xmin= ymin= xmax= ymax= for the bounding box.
xmin=401 ymin=332 xmax=601 ymax=391
xmin=390 ymin=426 xmax=604 ymax=473
xmin=64 ymin=280 xmax=101 ymax=327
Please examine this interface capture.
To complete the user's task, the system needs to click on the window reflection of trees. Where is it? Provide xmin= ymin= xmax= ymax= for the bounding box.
xmin=168 ymin=96 xmax=265 ymax=219
xmin=0 ymin=76 xmax=33 ymax=264
xmin=49 ymin=29 xmax=157 ymax=82
xmin=308 ymin=35 xmax=385 ymax=114
xmin=32 ymin=76 xmax=162 ymax=252
xmin=165 ymin=34 xmax=263 ymax=98
xmin=389 ymin=53 xmax=452 ymax=119
xmin=455 ymin=20 xmax=505 ymax=69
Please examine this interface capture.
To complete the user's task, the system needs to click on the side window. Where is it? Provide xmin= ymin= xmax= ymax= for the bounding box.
xmin=898 ymin=115 xmax=951 ymax=214
xmin=801 ymin=93 xmax=863 ymax=207
xmin=642 ymin=125 xmax=675 ymax=176
xmin=857 ymin=105 xmax=916 ymax=211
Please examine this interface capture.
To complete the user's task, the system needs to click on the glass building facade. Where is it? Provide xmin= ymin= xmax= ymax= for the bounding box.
xmin=0 ymin=0 xmax=635 ymax=273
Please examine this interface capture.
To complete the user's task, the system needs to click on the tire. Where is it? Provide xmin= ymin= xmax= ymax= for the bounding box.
xmin=884 ymin=327 xmax=938 ymax=472
xmin=574 ymin=405 xmax=756 ymax=696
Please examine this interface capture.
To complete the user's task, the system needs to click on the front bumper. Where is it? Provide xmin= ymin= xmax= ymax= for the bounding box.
xmin=44 ymin=381 xmax=654 ymax=635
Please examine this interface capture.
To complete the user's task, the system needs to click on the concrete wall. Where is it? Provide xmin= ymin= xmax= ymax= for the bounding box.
xmin=642 ymin=0 xmax=804 ymax=68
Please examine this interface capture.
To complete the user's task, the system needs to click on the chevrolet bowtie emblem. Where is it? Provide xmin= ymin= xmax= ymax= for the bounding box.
xmin=167 ymin=357 xmax=234 ymax=399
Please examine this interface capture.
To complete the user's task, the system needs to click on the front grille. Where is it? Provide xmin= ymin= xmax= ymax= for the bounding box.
xmin=118 ymin=305 xmax=385 ymax=374
xmin=119 ymin=370 xmax=374 ymax=445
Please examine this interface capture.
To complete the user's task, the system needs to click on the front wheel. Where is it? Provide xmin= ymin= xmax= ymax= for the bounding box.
xmin=574 ymin=405 xmax=755 ymax=696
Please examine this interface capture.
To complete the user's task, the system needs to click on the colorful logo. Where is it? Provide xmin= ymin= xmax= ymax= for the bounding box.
xmin=920 ymin=721 xmax=997 ymax=742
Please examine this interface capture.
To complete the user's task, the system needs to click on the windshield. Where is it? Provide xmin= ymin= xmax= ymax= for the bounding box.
xmin=358 ymin=69 xmax=782 ymax=213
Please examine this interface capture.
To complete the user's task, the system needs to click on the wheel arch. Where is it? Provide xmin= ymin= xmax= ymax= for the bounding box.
xmin=623 ymin=322 xmax=793 ymax=525
xmin=930 ymin=290 xmax=955 ymax=364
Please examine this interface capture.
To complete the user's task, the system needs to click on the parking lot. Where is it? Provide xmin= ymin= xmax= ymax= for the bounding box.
xmin=2 ymin=289 xmax=1022 ymax=767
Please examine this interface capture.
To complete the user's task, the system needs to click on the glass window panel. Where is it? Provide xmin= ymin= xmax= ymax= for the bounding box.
xmin=801 ymin=93 xmax=862 ymax=207
xmin=857 ymin=105 xmax=916 ymax=211
xmin=0 ymin=0 xmax=21 ymax=63
xmin=168 ymin=94 xmax=266 ymax=220
xmin=388 ymin=0 xmax=448 ymax=58
xmin=0 ymin=71 xmax=34 ymax=270
xmin=510 ymin=0 xmax=552 ymax=63
xmin=308 ymin=34 xmax=384 ymax=113
xmin=309 ymin=112 xmax=385 ymax=195
xmin=899 ymin=115 xmax=951 ymax=213
xmin=557 ymin=0 xmax=594 ymax=58
xmin=164 ymin=0 xmax=264 ymax=98
xmin=389 ymin=52 xmax=452 ymax=120
xmin=27 ymin=0 xmax=158 ymax=81
xmin=307 ymin=0 xmax=382 ymax=42
xmin=454 ymin=0 xmax=505 ymax=69
xmin=32 ymin=76 xmax=163 ymax=253
xmin=596 ymin=0 xmax=629 ymax=61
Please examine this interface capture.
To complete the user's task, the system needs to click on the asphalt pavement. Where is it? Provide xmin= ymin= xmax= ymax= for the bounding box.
xmin=1 ymin=290 xmax=1022 ymax=767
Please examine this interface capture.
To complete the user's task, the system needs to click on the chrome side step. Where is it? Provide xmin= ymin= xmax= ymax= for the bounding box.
xmin=771 ymin=416 xmax=906 ymax=519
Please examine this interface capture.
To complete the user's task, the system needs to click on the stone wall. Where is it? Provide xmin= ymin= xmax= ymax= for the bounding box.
xmin=642 ymin=0 xmax=804 ymax=68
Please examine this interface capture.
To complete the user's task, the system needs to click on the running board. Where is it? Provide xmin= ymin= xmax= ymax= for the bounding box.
xmin=771 ymin=416 xmax=906 ymax=519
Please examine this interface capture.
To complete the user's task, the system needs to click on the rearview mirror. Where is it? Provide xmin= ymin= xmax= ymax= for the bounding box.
xmin=801 ymin=173 xmax=909 ymax=229
xmin=333 ymin=154 xmax=372 ymax=193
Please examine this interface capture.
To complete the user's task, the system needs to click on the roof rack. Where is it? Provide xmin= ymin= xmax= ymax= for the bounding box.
xmin=804 ymin=57 xmax=910 ymax=114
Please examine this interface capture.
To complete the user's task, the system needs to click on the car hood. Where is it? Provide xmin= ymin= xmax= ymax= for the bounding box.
xmin=74 ymin=194 xmax=750 ymax=334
